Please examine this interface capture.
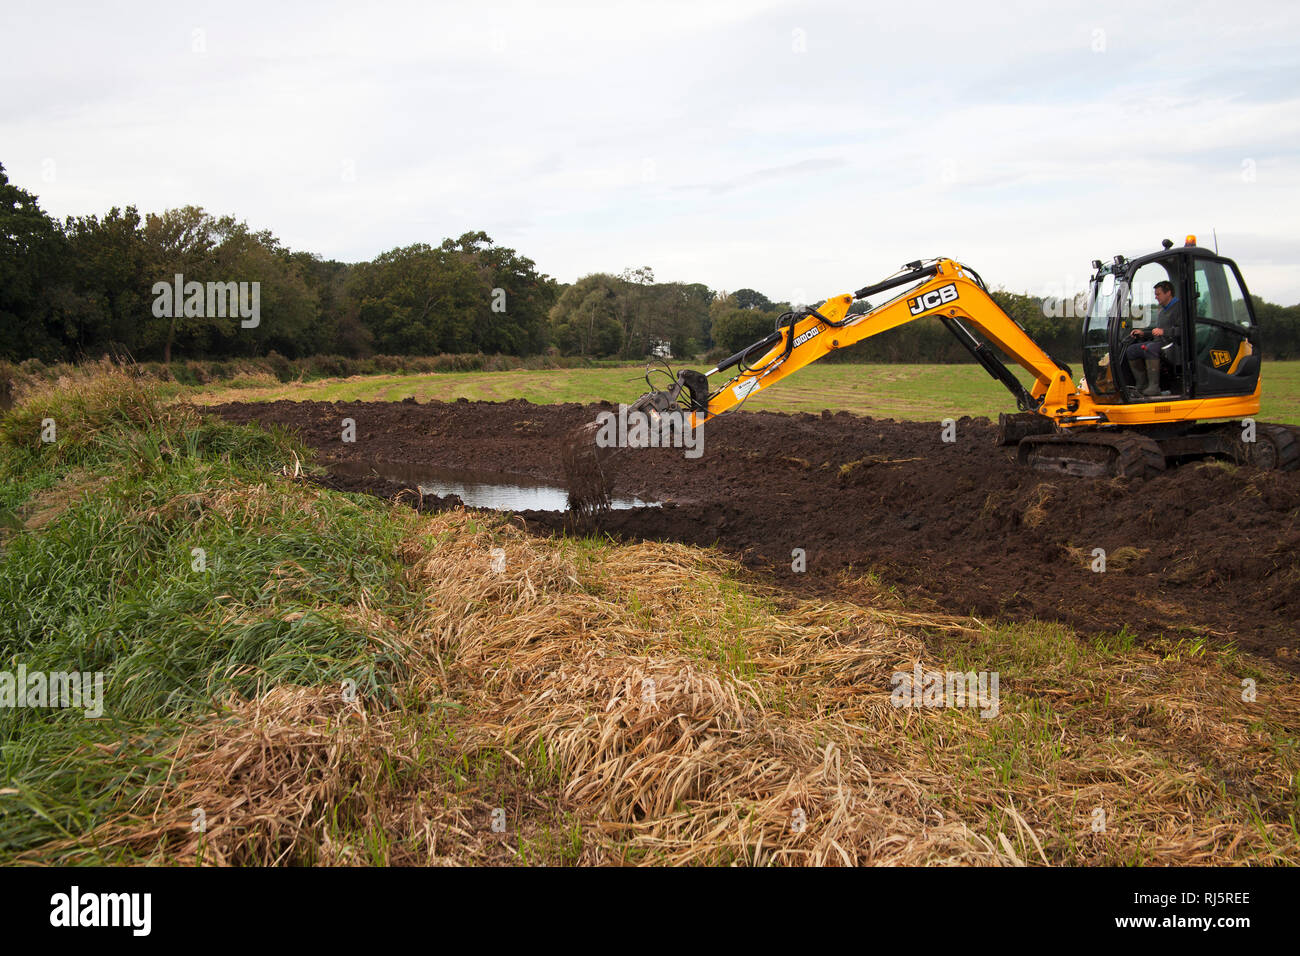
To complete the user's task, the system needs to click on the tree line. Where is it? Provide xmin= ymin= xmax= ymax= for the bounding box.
xmin=1 ymin=164 xmax=558 ymax=365
xmin=5 ymin=162 xmax=1300 ymax=367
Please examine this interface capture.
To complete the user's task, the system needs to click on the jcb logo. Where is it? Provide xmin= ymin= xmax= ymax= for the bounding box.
xmin=908 ymin=283 xmax=959 ymax=315
xmin=1210 ymin=348 xmax=1232 ymax=368
xmin=792 ymin=325 xmax=822 ymax=348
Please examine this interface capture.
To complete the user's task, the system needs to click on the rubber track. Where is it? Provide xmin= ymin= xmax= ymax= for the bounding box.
xmin=1017 ymin=432 xmax=1166 ymax=478
xmin=1258 ymin=424 xmax=1300 ymax=471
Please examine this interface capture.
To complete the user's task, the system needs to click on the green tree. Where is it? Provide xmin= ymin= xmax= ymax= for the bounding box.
xmin=348 ymin=233 xmax=554 ymax=356
xmin=654 ymin=281 xmax=712 ymax=358
xmin=733 ymin=288 xmax=774 ymax=312
xmin=441 ymin=231 xmax=555 ymax=355
xmin=131 ymin=207 xmax=320 ymax=362
xmin=1254 ymin=296 xmax=1300 ymax=358
xmin=711 ymin=308 xmax=777 ymax=354
xmin=60 ymin=205 xmax=152 ymax=359
xmin=613 ymin=265 xmax=655 ymax=358
xmin=0 ymin=164 xmax=69 ymax=361
xmin=348 ymin=243 xmax=483 ymax=354
xmin=139 ymin=205 xmax=218 ymax=362
xmin=549 ymin=274 xmax=623 ymax=357
xmin=216 ymin=229 xmax=319 ymax=358
xmin=290 ymin=252 xmax=353 ymax=354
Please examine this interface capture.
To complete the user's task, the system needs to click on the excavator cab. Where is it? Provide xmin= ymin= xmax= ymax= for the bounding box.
xmin=1082 ymin=237 xmax=1261 ymax=404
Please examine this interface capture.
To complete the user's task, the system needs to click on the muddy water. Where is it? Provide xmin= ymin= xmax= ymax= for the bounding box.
xmin=327 ymin=459 xmax=658 ymax=512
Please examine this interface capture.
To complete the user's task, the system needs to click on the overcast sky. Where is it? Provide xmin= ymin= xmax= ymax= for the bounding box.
xmin=4 ymin=0 xmax=1299 ymax=302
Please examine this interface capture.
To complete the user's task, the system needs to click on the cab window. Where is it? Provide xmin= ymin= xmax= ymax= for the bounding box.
xmin=1122 ymin=259 xmax=1186 ymax=397
xmin=1082 ymin=272 xmax=1119 ymax=400
xmin=1192 ymin=258 xmax=1257 ymax=395
xmin=1127 ymin=262 xmax=1173 ymax=331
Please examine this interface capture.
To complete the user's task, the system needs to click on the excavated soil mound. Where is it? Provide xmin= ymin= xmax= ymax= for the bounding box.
xmin=210 ymin=398 xmax=1300 ymax=668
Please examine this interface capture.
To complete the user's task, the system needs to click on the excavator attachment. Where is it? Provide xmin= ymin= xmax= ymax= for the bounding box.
xmin=561 ymin=367 xmax=709 ymax=515
xmin=561 ymin=418 xmax=617 ymax=515
xmin=996 ymin=412 xmax=1057 ymax=446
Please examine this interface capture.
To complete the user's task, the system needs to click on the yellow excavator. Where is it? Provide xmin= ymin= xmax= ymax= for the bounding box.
xmin=587 ymin=236 xmax=1295 ymax=486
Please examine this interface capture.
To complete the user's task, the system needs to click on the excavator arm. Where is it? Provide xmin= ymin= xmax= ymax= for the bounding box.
xmin=663 ymin=258 xmax=1079 ymax=430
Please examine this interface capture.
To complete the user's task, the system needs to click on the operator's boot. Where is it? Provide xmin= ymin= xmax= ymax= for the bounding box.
xmin=1127 ymin=358 xmax=1148 ymax=393
xmin=1142 ymin=358 xmax=1162 ymax=396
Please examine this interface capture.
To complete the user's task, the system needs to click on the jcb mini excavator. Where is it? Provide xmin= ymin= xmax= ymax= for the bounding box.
xmin=573 ymin=236 xmax=1296 ymax=495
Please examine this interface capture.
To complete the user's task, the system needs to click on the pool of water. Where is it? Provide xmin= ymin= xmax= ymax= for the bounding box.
xmin=328 ymin=460 xmax=658 ymax=512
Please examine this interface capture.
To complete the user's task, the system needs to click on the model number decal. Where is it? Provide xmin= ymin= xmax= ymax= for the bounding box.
xmin=792 ymin=325 xmax=822 ymax=348
xmin=908 ymin=283 xmax=959 ymax=315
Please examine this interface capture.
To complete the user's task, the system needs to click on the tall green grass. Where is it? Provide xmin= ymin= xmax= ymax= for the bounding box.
xmin=0 ymin=365 xmax=416 ymax=859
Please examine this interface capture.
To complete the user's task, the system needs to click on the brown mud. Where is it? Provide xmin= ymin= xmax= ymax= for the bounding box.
xmin=560 ymin=419 xmax=618 ymax=516
xmin=210 ymin=398 xmax=1300 ymax=668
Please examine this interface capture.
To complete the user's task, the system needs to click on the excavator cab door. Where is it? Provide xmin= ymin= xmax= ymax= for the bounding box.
xmin=1082 ymin=271 xmax=1122 ymax=402
xmin=1082 ymin=257 xmax=1191 ymax=402
xmin=1129 ymin=258 xmax=1189 ymax=399
xmin=1189 ymin=255 xmax=1259 ymax=396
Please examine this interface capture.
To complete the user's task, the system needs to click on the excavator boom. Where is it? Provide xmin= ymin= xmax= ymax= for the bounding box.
xmin=689 ymin=258 xmax=1075 ymax=428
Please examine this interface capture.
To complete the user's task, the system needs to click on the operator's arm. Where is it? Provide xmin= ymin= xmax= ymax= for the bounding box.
xmin=1155 ymin=301 xmax=1182 ymax=338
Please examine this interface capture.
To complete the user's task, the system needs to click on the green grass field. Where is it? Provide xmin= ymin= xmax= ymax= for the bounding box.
xmin=189 ymin=361 xmax=1300 ymax=425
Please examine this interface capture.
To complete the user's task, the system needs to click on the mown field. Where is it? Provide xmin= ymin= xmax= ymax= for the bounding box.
xmin=1 ymin=364 xmax=1298 ymax=865
xmin=188 ymin=361 xmax=1300 ymax=425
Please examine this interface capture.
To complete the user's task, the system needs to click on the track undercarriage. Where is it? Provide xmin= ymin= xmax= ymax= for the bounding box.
xmin=999 ymin=413 xmax=1300 ymax=478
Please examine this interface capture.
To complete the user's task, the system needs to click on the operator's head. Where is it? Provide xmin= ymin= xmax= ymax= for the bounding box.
xmin=1154 ymin=280 xmax=1174 ymax=307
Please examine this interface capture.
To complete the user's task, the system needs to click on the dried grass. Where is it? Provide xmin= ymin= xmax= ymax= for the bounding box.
xmin=1022 ymin=484 xmax=1056 ymax=528
xmin=19 ymin=471 xmax=111 ymax=530
xmin=79 ymin=507 xmax=1300 ymax=866
xmin=61 ymin=686 xmax=550 ymax=866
